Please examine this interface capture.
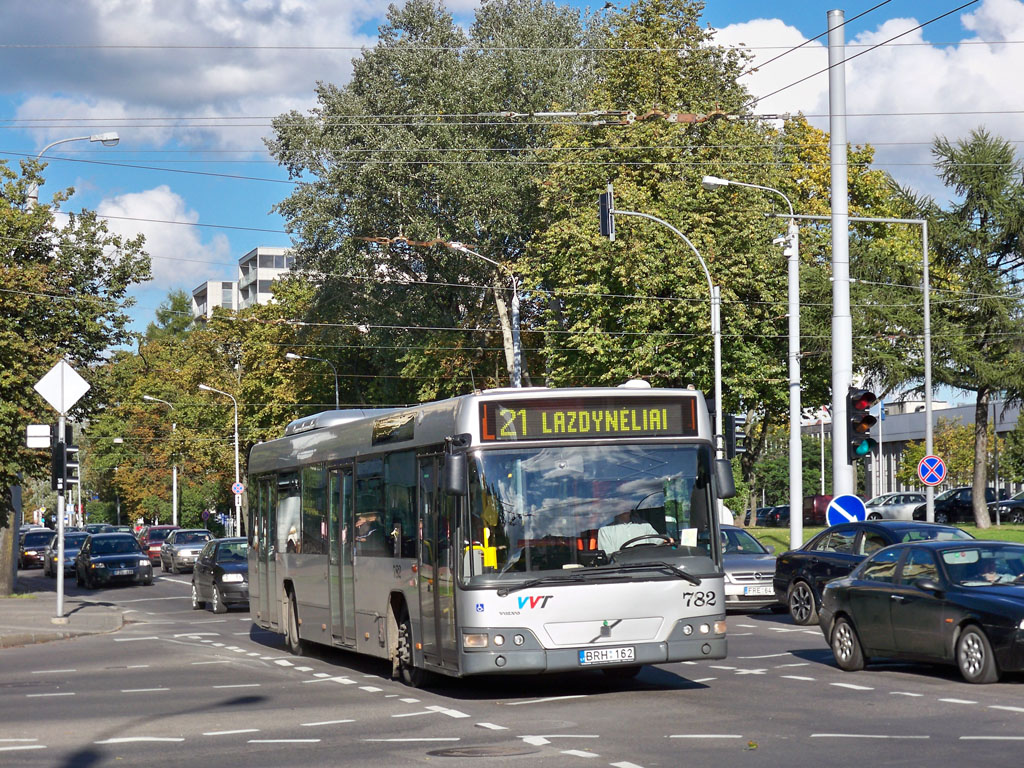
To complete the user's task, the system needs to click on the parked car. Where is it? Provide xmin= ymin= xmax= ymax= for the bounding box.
xmin=987 ymin=490 xmax=1024 ymax=525
xmin=864 ymin=492 xmax=926 ymax=521
xmin=721 ymin=525 xmax=782 ymax=611
xmin=802 ymin=495 xmax=833 ymax=526
xmin=160 ymin=529 xmax=213 ymax=573
xmin=192 ymin=537 xmax=249 ymax=613
xmin=75 ymin=533 xmax=153 ymax=589
xmin=764 ymin=505 xmax=790 ymax=527
xmin=912 ymin=486 xmax=1007 ymax=524
xmin=110 ymin=525 xmax=136 ymax=534
xmin=774 ymin=520 xmax=973 ymax=625
xmin=744 ymin=506 xmax=774 ymax=526
xmin=137 ymin=524 xmax=179 ymax=566
xmin=820 ymin=540 xmax=1024 ymax=683
xmin=84 ymin=523 xmax=114 ymax=534
xmin=43 ymin=531 xmax=90 ymax=577
xmin=18 ymin=528 xmax=56 ymax=569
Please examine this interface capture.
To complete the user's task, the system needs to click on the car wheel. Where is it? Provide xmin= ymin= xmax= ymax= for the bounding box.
xmin=1009 ymin=509 xmax=1024 ymax=525
xmin=957 ymin=625 xmax=1000 ymax=684
xmin=396 ymin=615 xmax=425 ymax=687
xmin=935 ymin=510 xmax=950 ymax=524
xmin=212 ymin=584 xmax=228 ymax=615
xmin=867 ymin=512 xmax=882 ymax=521
xmin=191 ymin=582 xmax=204 ymax=610
xmin=285 ymin=591 xmax=302 ymax=654
xmin=788 ymin=581 xmax=818 ymax=625
xmin=144 ymin=578 xmax=153 ymax=586
xmin=831 ymin=617 xmax=866 ymax=671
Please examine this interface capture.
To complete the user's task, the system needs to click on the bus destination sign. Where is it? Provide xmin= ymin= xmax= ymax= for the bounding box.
xmin=479 ymin=397 xmax=698 ymax=442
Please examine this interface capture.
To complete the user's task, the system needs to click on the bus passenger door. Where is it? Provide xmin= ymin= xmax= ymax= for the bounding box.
xmin=418 ymin=456 xmax=458 ymax=671
xmin=258 ymin=476 xmax=279 ymax=628
xmin=328 ymin=466 xmax=356 ymax=646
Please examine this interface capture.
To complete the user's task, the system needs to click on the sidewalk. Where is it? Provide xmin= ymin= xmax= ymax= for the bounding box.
xmin=0 ymin=591 xmax=125 ymax=648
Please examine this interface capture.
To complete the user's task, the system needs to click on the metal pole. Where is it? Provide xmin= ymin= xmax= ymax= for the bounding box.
xmin=820 ymin=417 xmax=826 ymax=495
xmin=608 ymin=208 xmax=721 ymax=449
xmin=233 ymin=398 xmax=239 ymax=537
xmin=877 ymin=399 xmax=884 ymax=497
xmin=55 ymin=414 xmax=66 ymax=620
xmin=829 ymin=9 xmax=854 ymax=497
xmin=922 ymin=221 xmax=934 ymax=521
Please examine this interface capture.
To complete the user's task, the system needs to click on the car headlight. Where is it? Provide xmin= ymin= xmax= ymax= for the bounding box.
xmin=139 ymin=559 xmax=151 ymax=566
xmin=25 ymin=550 xmax=37 ymax=555
xmin=1018 ymin=618 xmax=1024 ymax=631
xmin=92 ymin=562 xmax=106 ymax=569
xmin=220 ymin=573 xmax=244 ymax=583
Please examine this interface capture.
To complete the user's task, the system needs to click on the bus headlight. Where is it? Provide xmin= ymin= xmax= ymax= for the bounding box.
xmin=714 ymin=620 xmax=727 ymax=635
xmin=463 ymin=633 xmax=489 ymax=648
xmin=513 ymin=634 xmax=525 ymax=646
xmin=493 ymin=634 xmax=505 ymax=646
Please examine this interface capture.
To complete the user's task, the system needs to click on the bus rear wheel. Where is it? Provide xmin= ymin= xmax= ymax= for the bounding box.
xmin=285 ymin=591 xmax=304 ymax=656
xmin=397 ymin=618 xmax=425 ymax=688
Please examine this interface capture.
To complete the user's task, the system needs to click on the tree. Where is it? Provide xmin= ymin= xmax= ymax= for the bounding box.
xmin=896 ymin=417 xmax=991 ymax=489
xmin=0 ymin=159 xmax=149 ymax=594
xmin=145 ymin=289 xmax=192 ymax=340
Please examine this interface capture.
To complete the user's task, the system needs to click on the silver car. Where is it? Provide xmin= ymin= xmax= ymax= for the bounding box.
xmin=721 ymin=525 xmax=781 ymax=611
xmin=159 ymin=529 xmax=213 ymax=573
xmin=864 ymin=492 xmax=926 ymax=521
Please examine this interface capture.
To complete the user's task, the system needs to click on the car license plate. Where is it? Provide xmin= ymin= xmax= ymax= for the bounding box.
xmin=743 ymin=585 xmax=774 ymax=596
xmin=578 ymin=646 xmax=635 ymax=666
xmin=113 ymin=569 xmax=133 ymax=576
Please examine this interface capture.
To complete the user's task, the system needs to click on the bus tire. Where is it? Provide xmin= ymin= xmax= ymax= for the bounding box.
xmin=285 ymin=591 xmax=304 ymax=656
xmin=397 ymin=617 xmax=425 ymax=688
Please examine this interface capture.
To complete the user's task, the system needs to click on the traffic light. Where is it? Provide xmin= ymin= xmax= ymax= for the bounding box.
xmin=598 ymin=183 xmax=615 ymax=241
xmin=65 ymin=445 xmax=80 ymax=486
xmin=48 ymin=423 xmax=75 ymax=491
xmin=846 ymin=387 xmax=878 ymax=463
xmin=724 ymin=414 xmax=747 ymax=459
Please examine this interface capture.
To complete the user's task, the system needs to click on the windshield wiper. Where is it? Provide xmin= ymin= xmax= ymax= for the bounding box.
xmin=496 ymin=574 xmax=586 ymax=596
xmin=598 ymin=561 xmax=702 ymax=586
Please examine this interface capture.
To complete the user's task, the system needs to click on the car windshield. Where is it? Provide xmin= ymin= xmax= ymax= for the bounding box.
xmin=721 ymin=528 xmax=769 ymax=555
xmin=217 ymin=541 xmax=249 ymax=563
xmin=900 ymin=527 xmax=973 ymax=542
xmin=177 ymin=532 xmax=210 ymax=545
xmin=64 ymin=534 xmax=89 ymax=548
xmin=941 ymin=545 xmax=1024 ymax=586
xmin=935 ymin=488 xmax=960 ymax=501
xmin=23 ymin=532 xmax=54 ymax=546
xmin=148 ymin=529 xmax=173 ymax=542
xmin=92 ymin=538 xmax=141 ymax=555
xmin=467 ymin=443 xmax=715 ymax=578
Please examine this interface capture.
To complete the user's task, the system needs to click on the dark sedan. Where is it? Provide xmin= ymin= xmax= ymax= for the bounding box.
xmin=43 ymin=532 xmax=90 ymax=577
xmin=75 ymin=533 xmax=154 ymax=589
xmin=764 ymin=505 xmax=790 ymax=527
xmin=911 ymin=486 xmax=1005 ymax=524
xmin=191 ymin=538 xmax=249 ymax=614
xmin=989 ymin=490 xmax=1024 ymax=525
xmin=774 ymin=520 xmax=973 ymax=625
xmin=820 ymin=541 xmax=1024 ymax=683
xmin=18 ymin=528 xmax=56 ymax=569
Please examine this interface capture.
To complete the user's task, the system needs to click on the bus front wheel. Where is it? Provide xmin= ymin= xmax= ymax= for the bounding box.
xmin=397 ymin=618 xmax=425 ymax=688
xmin=285 ymin=591 xmax=304 ymax=656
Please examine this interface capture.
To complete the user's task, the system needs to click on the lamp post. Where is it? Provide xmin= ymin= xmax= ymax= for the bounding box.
xmin=199 ymin=384 xmax=239 ymax=536
xmin=702 ymin=175 xmax=802 ymax=547
xmin=143 ymin=395 xmax=178 ymax=526
xmin=285 ymin=353 xmax=339 ymax=409
xmin=28 ymin=132 xmax=119 ymax=208
xmin=447 ymin=242 xmax=522 ymax=388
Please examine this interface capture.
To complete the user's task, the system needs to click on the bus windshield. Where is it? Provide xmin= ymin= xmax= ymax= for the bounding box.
xmin=467 ymin=443 xmax=714 ymax=576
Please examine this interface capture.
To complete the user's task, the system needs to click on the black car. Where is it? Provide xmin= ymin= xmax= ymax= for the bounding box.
xmin=774 ymin=520 xmax=973 ymax=625
xmin=988 ymin=490 xmax=1024 ymax=525
xmin=911 ymin=486 xmax=1006 ymax=524
xmin=764 ymin=505 xmax=790 ymax=527
xmin=820 ymin=541 xmax=1024 ymax=684
xmin=191 ymin=537 xmax=249 ymax=613
xmin=75 ymin=533 xmax=154 ymax=589
xmin=18 ymin=528 xmax=56 ymax=569
xmin=43 ymin=532 xmax=90 ymax=577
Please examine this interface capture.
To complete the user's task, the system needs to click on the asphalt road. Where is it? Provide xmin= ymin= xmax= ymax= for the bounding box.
xmin=3 ymin=568 xmax=1023 ymax=768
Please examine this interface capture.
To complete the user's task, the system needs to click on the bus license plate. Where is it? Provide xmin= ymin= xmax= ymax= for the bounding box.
xmin=578 ymin=646 xmax=635 ymax=666
xmin=743 ymin=585 xmax=774 ymax=596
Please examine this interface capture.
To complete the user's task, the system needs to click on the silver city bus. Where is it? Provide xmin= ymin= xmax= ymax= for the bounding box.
xmin=247 ymin=384 xmax=735 ymax=685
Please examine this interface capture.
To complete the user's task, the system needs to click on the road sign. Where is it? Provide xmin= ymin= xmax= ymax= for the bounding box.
xmin=34 ymin=360 xmax=90 ymax=415
xmin=202 ymin=509 xmax=210 ymax=520
xmin=827 ymin=494 xmax=867 ymax=526
xmin=234 ymin=494 xmax=243 ymax=508
xmin=26 ymin=424 xmax=50 ymax=448
xmin=917 ymin=455 xmax=947 ymax=487
xmin=231 ymin=482 xmax=245 ymax=495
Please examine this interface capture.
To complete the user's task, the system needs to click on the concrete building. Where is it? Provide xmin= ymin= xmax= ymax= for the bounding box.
xmin=192 ymin=246 xmax=295 ymax=320
xmin=191 ymin=280 xmax=238 ymax=320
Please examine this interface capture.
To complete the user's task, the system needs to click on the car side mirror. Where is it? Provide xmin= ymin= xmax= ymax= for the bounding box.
xmin=915 ymin=577 xmax=942 ymax=594
xmin=764 ymin=544 xmax=775 ymax=554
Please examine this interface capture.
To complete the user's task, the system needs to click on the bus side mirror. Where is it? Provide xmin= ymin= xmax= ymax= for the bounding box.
xmin=443 ymin=453 xmax=467 ymax=496
xmin=714 ymin=459 xmax=736 ymax=500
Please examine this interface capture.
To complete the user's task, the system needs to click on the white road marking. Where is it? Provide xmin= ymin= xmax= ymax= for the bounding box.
xmin=830 ymin=682 xmax=873 ymax=691
xmin=737 ymin=653 xmax=789 ymax=659
xmin=523 ymin=736 xmax=550 ymax=745
xmin=174 ymin=632 xmax=220 ymax=637
xmin=301 ymin=720 xmax=355 ymax=727
xmin=733 ymin=624 xmax=757 ymax=628
xmin=359 ymin=686 xmax=383 ymax=693
xmin=611 ymin=762 xmax=646 ymax=768
xmin=274 ymin=659 xmax=294 ymax=667
xmin=961 ymin=736 xmax=1024 ymax=740
xmin=204 ymin=729 xmax=260 ymax=736
xmin=562 ymin=749 xmax=598 ymax=758
xmin=192 ymin=661 xmax=231 ymax=665
xmin=295 ymin=666 xmax=313 ymax=672
xmin=95 ymin=737 xmax=185 ymax=744
xmin=302 ymin=676 xmax=356 ymax=685
xmin=691 ymin=677 xmax=717 ymax=683
xmin=0 ymin=739 xmax=38 ymax=743
xmin=734 ymin=669 xmax=766 ymax=675
xmin=782 ymin=676 xmax=816 ymax=681
xmin=729 ymin=632 xmax=753 ymax=636
xmin=249 ymin=739 xmax=321 ymax=744
xmin=27 ymin=692 xmax=74 ymax=697
xmin=213 ymin=684 xmax=260 ymax=689
xmin=477 ymin=723 xmax=508 ymax=730
xmin=233 ymin=632 xmax=250 ymax=636
xmin=400 ymin=697 xmax=420 ymax=703
xmin=114 ymin=636 xmax=160 ymax=642
xmin=504 ymin=695 xmax=587 ymax=705
xmin=0 ymin=746 xmax=46 ymax=752
xmin=891 ymin=692 xmax=924 ymax=697
xmin=392 ymin=711 xmax=434 ymax=718
xmin=775 ymin=663 xmax=810 ymax=668
xmin=810 ymin=734 xmax=929 ymax=739
xmin=990 ymin=705 xmax=1024 ymax=713
xmin=125 ymin=665 xmax=149 ymax=669
xmin=708 ymin=665 xmax=735 ymax=670
xmin=426 ymin=705 xmax=470 ymax=719
xmin=117 ymin=596 xmax=189 ymax=603
xmin=121 ymin=688 xmax=169 ymax=693
xmin=668 ymin=735 xmax=742 ymax=739
xmin=939 ymin=698 xmax=977 ymax=705
xmin=363 ymin=738 xmax=460 ymax=743
xmin=31 ymin=669 xmax=75 ymax=674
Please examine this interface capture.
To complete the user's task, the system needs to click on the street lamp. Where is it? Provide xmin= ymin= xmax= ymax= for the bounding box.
xmin=703 ymin=175 xmax=802 ymax=548
xmin=285 ymin=352 xmax=339 ymax=410
xmin=198 ymin=383 xmax=240 ymax=536
xmin=28 ymin=132 xmax=120 ymax=208
xmin=447 ymin=242 xmax=522 ymax=388
xmin=143 ymin=395 xmax=178 ymax=526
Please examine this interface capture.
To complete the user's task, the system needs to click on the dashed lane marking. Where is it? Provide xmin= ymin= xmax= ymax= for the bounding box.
xmin=830 ymin=682 xmax=873 ymax=691
xmin=27 ymin=692 xmax=74 ymax=698
xmin=737 ymin=653 xmax=789 ymax=659
xmin=691 ymin=678 xmax=716 ymax=683
xmin=249 ymin=739 xmax=321 ymax=744
xmin=273 ymin=659 xmax=294 ymax=667
xmin=961 ymin=736 xmax=1024 ymax=740
xmin=204 ymin=729 xmax=260 ymax=736
xmin=213 ymin=684 xmax=260 ymax=689
xmin=392 ymin=711 xmax=434 ymax=718
xmin=939 ymin=698 xmax=977 ymax=705
xmin=775 ymin=663 xmax=810 ymax=667
xmin=363 ymin=738 xmax=460 ymax=743
xmin=561 ymin=749 xmax=598 ymax=758
xmin=121 ymin=688 xmax=169 ymax=693
xmin=95 ymin=737 xmax=185 ymax=744
xmin=192 ymin=661 xmax=231 ymax=665
xmin=810 ymin=734 xmax=929 ymax=739
xmin=0 ymin=746 xmax=46 ymax=752
xmin=782 ymin=676 xmax=816 ymax=681
xmin=477 ymin=723 xmax=508 ymax=730
xmin=114 ymin=636 xmax=160 ymax=642
xmin=504 ymin=695 xmax=588 ymax=706
xmin=611 ymin=762 xmax=646 ymax=768
xmin=359 ymin=686 xmax=383 ymax=693
xmin=891 ymin=692 xmax=924 ymax=697
xmin=301 ymin=720 xmax=355 ymax=727
xmin=668 ymin=735 xmax=742 ymax=739
xmin=990 ymin=705 xmax=1024 ymax=713
xmin=400 ymin=697 xmax=420 ymax=703
xmin=31 ymin=669 xmax=75 ymax=674
xmin=427 ymin=705 xmax=470 ymax=719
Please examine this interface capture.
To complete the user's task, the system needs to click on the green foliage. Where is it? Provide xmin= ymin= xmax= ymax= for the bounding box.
xmin=145 ymin=289 xmax=193 ymax=340
xmin=896 ymin=417 xmax=993 ymax=488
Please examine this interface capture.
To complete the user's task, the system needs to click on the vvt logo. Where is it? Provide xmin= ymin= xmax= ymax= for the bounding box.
xmin=517 ymin=595 xmax=553 ymax=609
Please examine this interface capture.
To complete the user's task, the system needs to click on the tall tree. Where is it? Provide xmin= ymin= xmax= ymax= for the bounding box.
xmin=0 ymin=159 xmax=149 ymax=594
xmin=145 ymin=289 xmax=193 ymax=340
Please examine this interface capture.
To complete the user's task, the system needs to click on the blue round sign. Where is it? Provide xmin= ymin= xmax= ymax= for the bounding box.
xmin=917 ymin=455 xmax=946 ymax=487
xmin=827 ymin=494 xmax=867 ymax=526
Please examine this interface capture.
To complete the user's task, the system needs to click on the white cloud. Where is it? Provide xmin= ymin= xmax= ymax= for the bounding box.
xmin=713 ymin=0 xmax=1024 ymax=201
xmin=96 ymin=186 xmax=233 ymax=288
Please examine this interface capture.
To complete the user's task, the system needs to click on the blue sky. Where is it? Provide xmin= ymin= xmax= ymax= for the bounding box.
xmin=2 ymin=0 xmax=1020 ymax=406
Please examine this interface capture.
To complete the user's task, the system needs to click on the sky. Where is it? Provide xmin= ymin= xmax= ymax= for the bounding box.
xmin=2 ymin=0 xmax=1022 ymax=405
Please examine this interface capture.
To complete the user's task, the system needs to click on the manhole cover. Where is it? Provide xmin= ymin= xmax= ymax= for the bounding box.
xmin=427 ymin=746 xmax=540 ymax=758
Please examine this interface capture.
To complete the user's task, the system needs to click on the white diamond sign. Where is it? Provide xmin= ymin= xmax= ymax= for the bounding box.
xmin=34 ymin=360 xmax=90 ymax=415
